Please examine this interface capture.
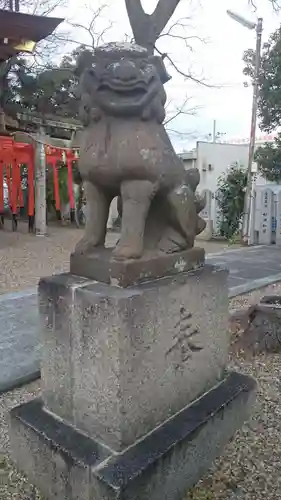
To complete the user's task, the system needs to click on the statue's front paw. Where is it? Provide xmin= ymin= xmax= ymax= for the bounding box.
xmin=112 ymin=242 xmax=143 ymax=260
xmin=75 ymin=237 xmax=102 ymax=255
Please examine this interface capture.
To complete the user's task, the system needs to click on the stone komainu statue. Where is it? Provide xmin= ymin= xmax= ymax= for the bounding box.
xmin=76 ymin=42 xmax=206 ymax=260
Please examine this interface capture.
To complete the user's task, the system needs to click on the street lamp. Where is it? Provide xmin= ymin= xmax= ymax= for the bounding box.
xmin=227 ymin=10 xmax=263 ymax=245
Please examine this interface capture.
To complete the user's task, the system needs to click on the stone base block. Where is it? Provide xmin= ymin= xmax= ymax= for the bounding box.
xmin=70 ymin=246 xmax=205 ymax=287
xmin=38 ymin=265 xmax=228 ymax=451
xmin=10 ymin=372 xmax=256 ymax=500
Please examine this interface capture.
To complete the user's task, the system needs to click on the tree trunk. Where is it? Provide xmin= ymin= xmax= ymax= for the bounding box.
xmin=125 ymin=0 xmax=181 ymax=54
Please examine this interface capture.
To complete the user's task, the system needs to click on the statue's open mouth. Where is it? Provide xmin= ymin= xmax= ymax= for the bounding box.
xmin=96 ymin=75 xmax=160 ymax=115
xmin=98 ymin=82 xmax=148 ymax=97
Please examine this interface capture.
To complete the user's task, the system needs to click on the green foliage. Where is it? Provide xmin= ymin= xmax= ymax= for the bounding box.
xmin=255 ymin=134 xmax=281 ymax=182
xmin=243 ymin=28 xmax=281 ymax=132
xmin=242 ymin=29 xmax=281 ymax=184
xmin=12 ymin=61 xmax=76 ymax=118
xmin=46 ymin=165 xmax=71 ymax=213
xmin=0 ymin=44 xmax=95 ymax=121
xmin=216 ymin=165 xmax=247 ymax=240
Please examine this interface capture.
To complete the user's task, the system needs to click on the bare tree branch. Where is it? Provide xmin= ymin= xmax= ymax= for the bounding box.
xmin=154 ymin=46 xmax=215 ymax=88
xmin=164 ymin=97 xmax=200 ymax=127
xmin=65 ymin=5 xmax=112 ymax=49
xmin=166 ymin=128 xmax=195 ymax=138
xmin=54 ymin=36 xmax=93 ymax=50
xmin=250 ymin=0 xmax=281 ymax=10
xmin=165 ymin=96 xmax=199 ymax=140
xmin=158 ymin=16 xmax=207 ymax=49
xmin=68 ymin=21 xmax=96 ymax=47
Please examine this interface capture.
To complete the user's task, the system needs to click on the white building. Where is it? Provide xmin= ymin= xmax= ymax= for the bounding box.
xmin=179 ymin=139 xmax=273 ymax=194
xmin=81 ymin=139 xmax=274 ymax=230
xmin=179 ymin=141 xmax=249 ymax=193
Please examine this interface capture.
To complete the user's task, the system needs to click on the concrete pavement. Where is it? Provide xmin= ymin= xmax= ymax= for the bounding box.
xmin=207 ymin=245 xmax=281 ymax=297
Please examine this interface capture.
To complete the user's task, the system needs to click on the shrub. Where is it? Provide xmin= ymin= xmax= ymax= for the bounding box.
xmin=216 ymin=165 xmax=247 ymax=240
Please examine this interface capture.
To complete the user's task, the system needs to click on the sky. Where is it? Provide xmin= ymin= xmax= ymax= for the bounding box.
xmin=54 ymin=0 xmax=281 ymax=152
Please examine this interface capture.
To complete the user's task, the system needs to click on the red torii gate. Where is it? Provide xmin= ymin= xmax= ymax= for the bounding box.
xmin=0 ymin=136 xmax=79 ymax=231
xmin=45 ymin=145 xmax=78 ymax=214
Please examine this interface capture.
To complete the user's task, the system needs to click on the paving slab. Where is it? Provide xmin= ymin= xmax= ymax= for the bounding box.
xmin=207 ymin=245 xmax=281 ymax=297
xmin=0 ymin=289 xmax=40 ymax=394
xmin=2 ymin=245 xmax=281 ymax=394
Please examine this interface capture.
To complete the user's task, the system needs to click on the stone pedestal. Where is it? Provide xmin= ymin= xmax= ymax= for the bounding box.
xmin=41 ymin=265 xmax=227 ymax=450
xmin=9 ymin=261 xmax=256 ymax=499
xmin=10 ymin=372 xmax=255 ymax=500
xmin=70 ymin=246 xmax=205 ymax=287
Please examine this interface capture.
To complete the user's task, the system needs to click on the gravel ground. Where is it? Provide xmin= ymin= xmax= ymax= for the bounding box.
xmin=1 ymin=284 xmax=281 ymax=499
xmin=0 ymin=221 xmax=237 ymax=295
xmin=0 ymin=225 xmax=278 ymax=499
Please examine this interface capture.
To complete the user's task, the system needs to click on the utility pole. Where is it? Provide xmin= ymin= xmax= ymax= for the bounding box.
xmin=227 ymin=10 xmax=263 ymax=245
xmin=212 ymin=120 xmax=216 ymax=143
xmin=242 ymin=18 xmax=263 ymax=244
xmin=207 ymin=121 xmax=225 ymax=143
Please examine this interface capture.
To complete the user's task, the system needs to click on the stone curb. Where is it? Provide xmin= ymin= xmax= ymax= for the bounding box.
xmin=0 ymin=288 xmax=37 ymax=302
xmin=228 ymin=272 xmax=281 ymax=298
xmin=0 ymin=368 xmax=40 ymax=395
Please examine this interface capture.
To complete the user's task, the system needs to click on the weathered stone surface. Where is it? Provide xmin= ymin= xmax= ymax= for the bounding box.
xmin=39 ymin=265 xmax=228 ymax=451
xmin=10 ymin=371 xmax=256 ymax=500
xmin=229 ymin=306 xmax=253 ymax=334
xmin=38 ymin=274 xmax=97 ymax=421
xmin=260 ymin=295 xmax=281 ymax=305
xmin=234 ymin=295 xmax=281 ymax=355
xmin=75 ymin=43 xmax=206 ymax=260
xmin=259 ymin=188 xmax=274 ymax=245
xmin=70 ymin=246 xmax=205 ymax=286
